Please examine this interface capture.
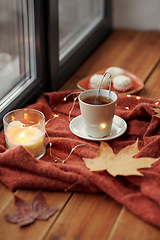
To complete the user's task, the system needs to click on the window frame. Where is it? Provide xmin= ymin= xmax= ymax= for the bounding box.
xmin=0 ymin=0 xmax=112 ymax=128
xmin=46 ymin=0 xmax=112 ymax=91
xmin=0 ymin=0 xmax=46 ymax=127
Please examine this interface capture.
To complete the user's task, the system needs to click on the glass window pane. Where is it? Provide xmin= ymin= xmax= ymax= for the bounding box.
xmin=59 ymin=0 xmax=104 ymax=60
xmin=0 ymin=0 xmax=35 ymax=109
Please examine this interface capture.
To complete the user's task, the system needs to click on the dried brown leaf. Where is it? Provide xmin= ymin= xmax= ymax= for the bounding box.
xmin=83 ymin=139 xmax=158 ymax=177
xmin=5 ymin=191 xmax=59 ymax=226
xmin=152 ymin=107 xmax=160 ymax=118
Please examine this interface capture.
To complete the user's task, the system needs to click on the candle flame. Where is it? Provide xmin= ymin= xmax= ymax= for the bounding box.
xmin=20 ymin=131 xmax=25 ymax=139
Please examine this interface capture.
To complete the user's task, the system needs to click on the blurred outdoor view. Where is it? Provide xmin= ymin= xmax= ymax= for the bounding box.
xmin=0 ymin=0 xmax=103 ymax=104
xmin=0 ymin=0 xmax=25 ymax=102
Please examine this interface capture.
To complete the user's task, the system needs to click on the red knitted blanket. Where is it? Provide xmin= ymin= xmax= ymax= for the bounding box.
xmin=1 ymin=90 xmax=160 ymax=228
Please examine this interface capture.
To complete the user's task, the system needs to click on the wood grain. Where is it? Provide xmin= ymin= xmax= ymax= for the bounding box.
xmin=1 ymin=30 xmax=160 ymax=240
xmin=60 ymin=30 xmax=160 ymax=91
xmin=0 ymin=183 xmax=13 ymax=213
xmin=108 ymin=207 xmax=160 ymax=240
xmin=139 ymin=61 xmax=160 ymax=99
xmin=0 ymin=190 xmax=72 ymax=240
xmin=45 ymin=193 xmax=122 ymax=240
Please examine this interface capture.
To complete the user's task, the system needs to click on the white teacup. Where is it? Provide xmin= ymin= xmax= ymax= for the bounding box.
xmin=78 ymin=89 xmax=118 ymax=138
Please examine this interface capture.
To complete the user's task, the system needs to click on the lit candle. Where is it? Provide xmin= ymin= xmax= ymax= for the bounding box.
xmin=3 ymin=109 xmax=46 ymax=159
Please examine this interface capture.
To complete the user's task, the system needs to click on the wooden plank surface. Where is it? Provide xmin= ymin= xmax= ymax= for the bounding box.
xmin=139 ymin=61 xmax=160 ymax=99
xmin=59 ymin=30 xmax=160 ymax=240
xmin=45 ymin=193 xmax=121 ymax=240
xmin=0 ymin=189 xmax=72 ymax=240
xmin=60 ymin=30 xmax=160 ymax=91
xmin=0 ymin=183 xmax=13 ymax=213
xmin=1 ymin=30 xmax=160 ymax=240
xmin=107 ymin=207 xmax=160 ymax=240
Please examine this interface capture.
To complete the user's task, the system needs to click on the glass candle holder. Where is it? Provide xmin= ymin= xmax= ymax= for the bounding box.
xmin=3 ymin=109 xmax=46 ymax=159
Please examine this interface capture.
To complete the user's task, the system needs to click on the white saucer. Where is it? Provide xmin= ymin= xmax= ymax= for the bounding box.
xmin=69 ymin=115 xmax=127 ymax=141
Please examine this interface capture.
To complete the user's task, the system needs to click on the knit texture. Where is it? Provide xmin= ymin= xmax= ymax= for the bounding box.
xmin=1 ymin=90 xmax=160 ymax=227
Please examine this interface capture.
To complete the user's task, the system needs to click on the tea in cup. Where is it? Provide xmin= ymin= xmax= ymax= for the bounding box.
xmin=78 ymin=89 xmax=118 ymax=138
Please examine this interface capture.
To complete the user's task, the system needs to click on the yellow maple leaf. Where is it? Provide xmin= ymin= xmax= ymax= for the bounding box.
xmin=152 ymin=108 xmax=160 ymax=118
xmin=83 ymin=139 xmax=158 ymax=177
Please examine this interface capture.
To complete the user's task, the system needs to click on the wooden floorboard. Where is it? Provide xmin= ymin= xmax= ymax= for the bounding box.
xmin=0 ymin=190 xmax=72 ymax=240
xmin=108 ymin=207 xmax=160 ymax=240
xmin=139 ymin=61 xmax=160 ymax=99
xmin=1 ymin=30 xmax=160 ymax=240
xmin=45 ymin=193 xmax=122 ymax=240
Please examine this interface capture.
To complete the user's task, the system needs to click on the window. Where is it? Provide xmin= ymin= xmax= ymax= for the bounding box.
xmin=59 ymin=0 xmax=104 ymax=61
xmin=0 ymin=0 xmax=111 ymax=127
xmin=0 ymin=0 xmax=45 ymax=127
xmin=0 ymin=0 xmax=35 ymax=100
xmin=48 ymin=0 xmax=111 ymax=90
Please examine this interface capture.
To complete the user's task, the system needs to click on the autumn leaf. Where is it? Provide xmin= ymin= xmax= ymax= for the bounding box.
xmin=5 ymin=191 xmax=59 ymax=226
xmin=152 ymin=107 xmax=160 ymax=118
xmin=83 ymin=139 xmax=159 ymax=177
